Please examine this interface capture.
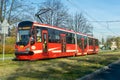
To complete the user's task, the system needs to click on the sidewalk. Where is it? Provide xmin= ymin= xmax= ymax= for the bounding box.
xmin=77 ymin=59 xmax=120 ymax=80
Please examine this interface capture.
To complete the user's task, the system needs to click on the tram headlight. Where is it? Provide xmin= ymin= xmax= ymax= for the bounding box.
xmin=31 ymin=46 xmax=36 ymax=50
xmin=26 ymin=48 xmax=30 ymax=51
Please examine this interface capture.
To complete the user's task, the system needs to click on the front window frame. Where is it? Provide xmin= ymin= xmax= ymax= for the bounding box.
xmin=16 ymin=28 xmax=31 ymax=46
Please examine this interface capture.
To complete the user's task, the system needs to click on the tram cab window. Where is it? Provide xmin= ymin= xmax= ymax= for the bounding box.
xmin=36 ymin=28 xmax=42 ymax=42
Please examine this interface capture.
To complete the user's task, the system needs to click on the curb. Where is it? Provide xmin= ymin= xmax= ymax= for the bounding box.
xmin=76 ymin=59 xmax=120 ymax=80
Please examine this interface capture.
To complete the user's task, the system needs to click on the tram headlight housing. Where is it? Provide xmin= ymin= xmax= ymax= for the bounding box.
xmin=31 ymin=46 xmax=36 ymax=50
xmin=26 ymin=47 xmax=30 ymax=51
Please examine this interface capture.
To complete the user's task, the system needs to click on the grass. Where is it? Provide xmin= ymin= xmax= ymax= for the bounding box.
xmin=0 ymin=53 xmax=14 ymax=58
xmin=0 ymin=50 xmax=120 ymax=80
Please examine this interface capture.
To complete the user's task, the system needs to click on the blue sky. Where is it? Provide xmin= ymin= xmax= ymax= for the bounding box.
xmin=62 ymin=0 xmax=120 ymax=40
xmin=29 ymin=0 xmax=120 ymax=40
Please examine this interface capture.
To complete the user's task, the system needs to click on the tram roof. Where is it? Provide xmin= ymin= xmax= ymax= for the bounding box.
xmin=33 ymin=22 xmax=75 ymax=34
xmin=18 ymin=21 xmax=97 ymax=39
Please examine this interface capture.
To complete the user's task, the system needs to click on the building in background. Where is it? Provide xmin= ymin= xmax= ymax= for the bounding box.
xmin=111 ymin=41 xmax=117 ymax=50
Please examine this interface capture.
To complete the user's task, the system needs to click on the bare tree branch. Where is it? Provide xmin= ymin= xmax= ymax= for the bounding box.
xmin=36 ymin=0 xmax=69 ymax=28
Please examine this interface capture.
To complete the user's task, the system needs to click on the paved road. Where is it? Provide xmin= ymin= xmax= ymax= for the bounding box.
xmin=78 ymin=60 xmax=120 ymax=80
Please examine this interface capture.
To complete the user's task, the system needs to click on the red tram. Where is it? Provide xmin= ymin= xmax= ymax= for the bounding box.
xmin=15 ymin=21 xmax=99 ymax=60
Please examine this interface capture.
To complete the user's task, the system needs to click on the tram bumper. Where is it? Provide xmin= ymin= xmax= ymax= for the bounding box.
xmin=15 ymin=51 xmax=34 ymax=55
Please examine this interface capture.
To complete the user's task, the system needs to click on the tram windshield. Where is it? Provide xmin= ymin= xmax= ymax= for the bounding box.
xmin=16 ymin=21 xmax=33 ymax=46
xmin=16 ymin=29 xmax=30 ymax=46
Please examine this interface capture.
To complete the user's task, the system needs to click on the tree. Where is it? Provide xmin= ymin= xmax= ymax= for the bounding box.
xmin=68 ymin=13 xmax=93 ymax=34
xmin=0 ymin=0 xmax=35 ymax=24
xmin=114 ymin=37 xmax=120 ymax=49
xmin=101 ymin=37 xmax=105 ymax=45
xmin=36 ymin=0 xmax=69 ymax=28
xmin=0 ymin=0 xmax=36 ymax=37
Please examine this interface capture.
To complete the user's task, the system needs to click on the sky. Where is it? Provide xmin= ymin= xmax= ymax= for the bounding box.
xmin=61 ymin=0 xmax=120 ymax=40
xmin=29 ymin=0 xmax=120 ymax=40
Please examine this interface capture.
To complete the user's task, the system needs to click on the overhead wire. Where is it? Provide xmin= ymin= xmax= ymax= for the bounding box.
xmin=89 ymin=20 xmax=120 ymax=35
xmin=66 ymin=0 xmax=120 ymax=36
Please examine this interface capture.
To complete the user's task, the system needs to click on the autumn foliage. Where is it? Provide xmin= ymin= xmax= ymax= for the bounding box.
xmin=0 ymin=37 xmax=15 ymax=54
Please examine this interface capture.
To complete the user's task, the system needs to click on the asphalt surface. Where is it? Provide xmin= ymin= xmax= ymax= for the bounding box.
xmin=78 ymin=60 xmax=120 ymax=80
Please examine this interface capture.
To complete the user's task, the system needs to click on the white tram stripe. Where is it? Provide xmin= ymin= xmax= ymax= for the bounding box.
xmin=88 ymin=49 xmax=99 ymax=52
xmin=48 ymin=47 xmax=59 ymax=51
xmin=88 ymin=49 xmax=94 ymax=51
xmin=77 ymin=53 xmax=82 ymax=55
xmin=66 ymin=50 xmax=76 ymax=52
xmin=33 ymin=50 xmax=42 ymax=54
xmin=52 ymin=50 xmax=61 ymax=53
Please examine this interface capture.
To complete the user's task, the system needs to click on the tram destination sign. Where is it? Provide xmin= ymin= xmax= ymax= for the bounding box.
xmin=18 ymin=26 xmax=31 ymax=30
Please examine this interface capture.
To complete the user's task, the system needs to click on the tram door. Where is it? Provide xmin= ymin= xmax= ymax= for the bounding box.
xmin=60 ymin=34 xmax=66 ymax=52
xmin=81 ymin=38 xmax=84 ymax=54
xmin=42 ymin=30 xmax=48 ymax=53
xmin=93 ymin=39 xmax=96 ymax=52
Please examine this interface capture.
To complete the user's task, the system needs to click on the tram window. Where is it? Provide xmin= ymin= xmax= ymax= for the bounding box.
xmin=72 ymin=34 xmax=75 ymax=44
xmin=48 ymin=29 xmax=54 ymax=43
xmin=55 ymin=30 xmax=60 ymax=43
xmin=95 ymin=39 xmax=98 ymax=46
xmin=36 ymin=28 xmax=41 ymax=42
xmin=48 ymin=29 xmax=60 ymax=43
xmin=66 ymin=33 xmax=75 ymax=44
xmin=66 ymin=33 xmax=70 ymax=43
xmin=44 ymin=34 xmax=47 ymax=40
xmin=77 ymin=34 xmax=83 ymax=47
xmin=84 ymin=36 xmax=87 ymax=48
xmin=89 ymin=38 xmax=93 ymax=45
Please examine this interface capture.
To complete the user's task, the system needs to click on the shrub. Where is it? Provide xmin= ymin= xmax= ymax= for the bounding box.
xmin=0 ymin=44 xmax=2 ymax=54
xmin=6 ymin=37 xmax=15 ymax=54
xmin=0 ymin=36 xmax=15 ymax=54
xmin=0 ymin=44 xmax=14 ymax=54
xmin=5 ymin=44 xmax=15 ymax=54
xmin=6 ymin=37 xmax=16 ymax=45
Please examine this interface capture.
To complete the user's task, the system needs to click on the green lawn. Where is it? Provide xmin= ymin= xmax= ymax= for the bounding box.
xmin=0 ymin=53 xmax=14 ymax=58
xmin=0 ymin=51 xmax=120 ymax=80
